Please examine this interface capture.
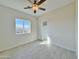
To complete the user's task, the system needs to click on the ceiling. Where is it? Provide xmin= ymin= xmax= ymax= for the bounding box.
xmin=0 ymin=0 xmax=75 ymax=16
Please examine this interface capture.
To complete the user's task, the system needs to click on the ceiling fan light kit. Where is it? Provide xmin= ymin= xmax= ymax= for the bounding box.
xmin=24 ymin=0 xmax=46 ymax=13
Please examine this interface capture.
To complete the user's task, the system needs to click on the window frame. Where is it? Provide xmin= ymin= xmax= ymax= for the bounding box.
xmin=15 ymin=18 xmax=31 ymax=34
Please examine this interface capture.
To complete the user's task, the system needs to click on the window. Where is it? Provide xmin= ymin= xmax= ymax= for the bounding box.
xmin=16 ymin=18 xmax=31 ymax=34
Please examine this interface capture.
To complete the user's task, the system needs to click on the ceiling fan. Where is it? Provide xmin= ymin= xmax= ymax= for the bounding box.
xmin=24 ymin=0 xmax=46 ymax=13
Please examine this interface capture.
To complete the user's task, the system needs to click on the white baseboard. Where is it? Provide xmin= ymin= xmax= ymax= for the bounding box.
xmin=0 ymin=39 xmax=76 ymax=53
xmin=0 ymin=39 xmax=38 ymax=53
xmin=51 ymin=42 xmax=76 ymax=52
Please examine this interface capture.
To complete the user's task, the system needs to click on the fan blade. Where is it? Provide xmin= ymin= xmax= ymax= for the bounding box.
xmin=34 ymin=0 xmax=37 ymax=4
xmin=27 ymin=0 xmax=33 ymax=4
xmin=39 ymin=7 xmax=46 ymax=11
xmin=37 ymin=0 xmax=46 ymax=5
xmin=24 ymin=6 xmax=32 ymax=9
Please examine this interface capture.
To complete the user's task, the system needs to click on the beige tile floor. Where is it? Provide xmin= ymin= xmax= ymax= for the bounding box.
xmin=0 ymin=40 xmax=77 ymax=59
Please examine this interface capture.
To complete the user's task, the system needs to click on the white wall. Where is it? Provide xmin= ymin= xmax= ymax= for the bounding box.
xmin=0 ymin=5 xmax=37 ymax=51
xmin=38 ymin=2 xmax=76 ymax=51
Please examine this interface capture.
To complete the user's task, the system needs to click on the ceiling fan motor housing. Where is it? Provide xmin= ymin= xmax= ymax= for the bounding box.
xmin=34 ymin=10 xmax=36 ymax=13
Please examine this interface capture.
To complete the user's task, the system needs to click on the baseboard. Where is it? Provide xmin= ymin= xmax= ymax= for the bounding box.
xmin=51 ymin=42 xmax=76 ymax=52
xmin=0 ymin=39 xmax=76 ymax=53
xmin=0 ymin=39 xmax=38 ymax=53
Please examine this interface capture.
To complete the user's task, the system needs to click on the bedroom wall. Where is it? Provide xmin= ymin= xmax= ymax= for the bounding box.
xmin=38 ymin=2 xmax=76 ymax=51
xmin=0 ymin=5 xmax=37 ymax=51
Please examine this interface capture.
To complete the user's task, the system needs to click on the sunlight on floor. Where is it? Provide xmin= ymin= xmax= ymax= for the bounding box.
xmin=40 ymin=36 xmax=51 ymax=47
